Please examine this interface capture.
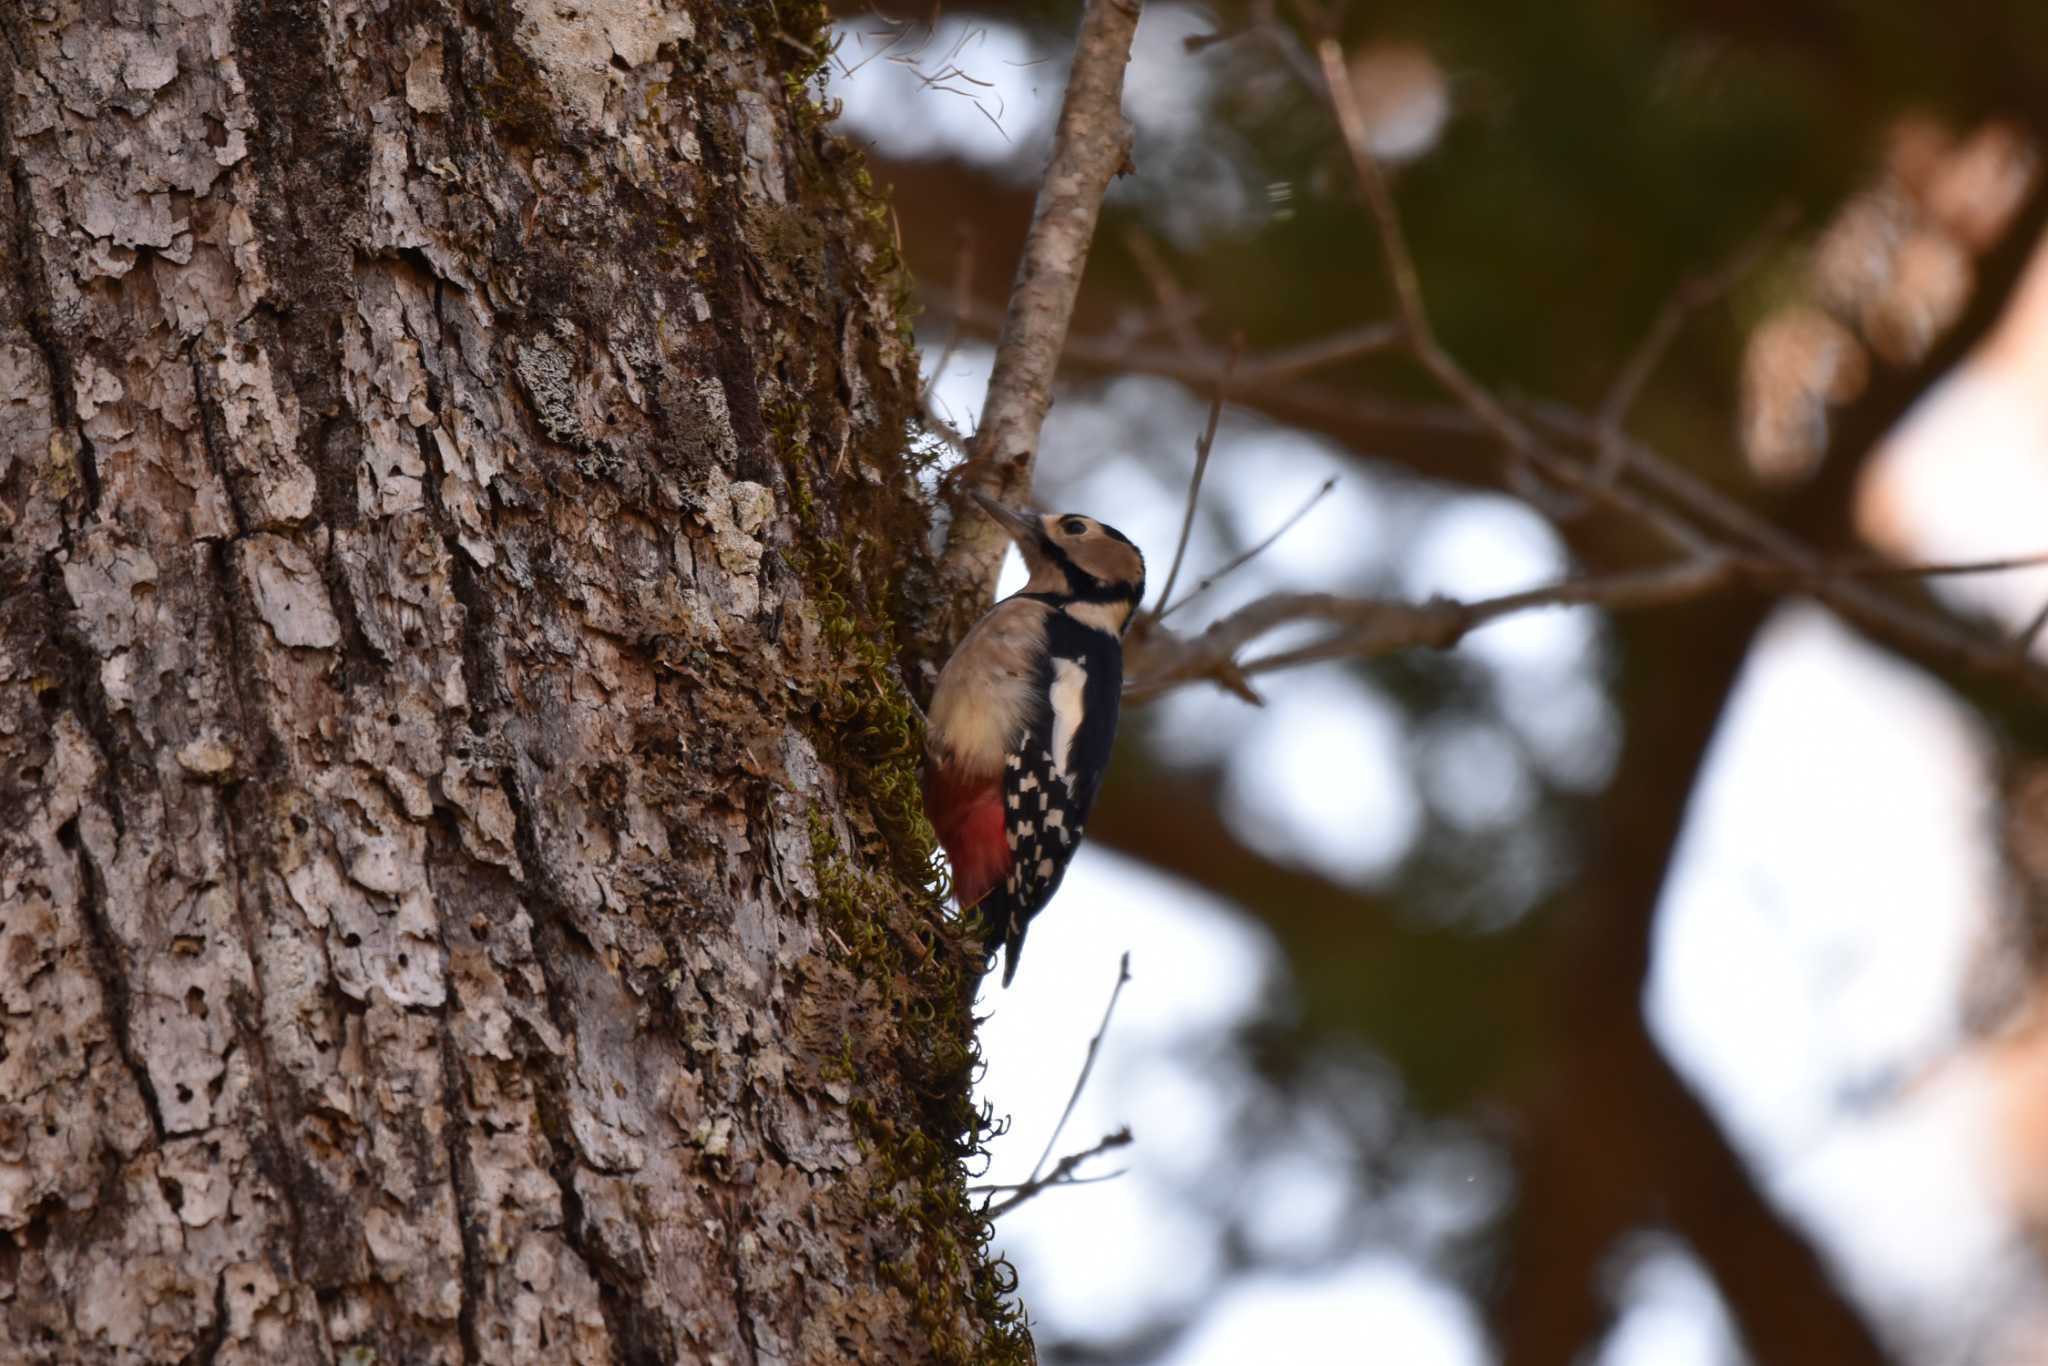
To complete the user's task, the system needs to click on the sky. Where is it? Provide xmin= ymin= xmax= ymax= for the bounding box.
xmin=825 ymin=16 xmax=2048 ymax=1363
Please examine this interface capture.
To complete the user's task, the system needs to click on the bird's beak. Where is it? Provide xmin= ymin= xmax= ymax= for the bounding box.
xmin=971 ymin=491 xmax=1041 ymax=542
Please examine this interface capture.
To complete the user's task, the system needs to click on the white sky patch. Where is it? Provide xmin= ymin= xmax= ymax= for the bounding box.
xmin=1863 ymin=367 xmax=2048 ymax=649
xmin=1210 ymin=429 xmax=1386 ymax=594
xmin=1122 ymin=4 xmax=1221 ymax=142
xmin=1147 ymin=681 xmax=1263 ymax=767
xmin=1652 ymin=606 xmax=1997 ymax=1151
xmin=1221 ymin=670 xmax=1421 ymax=884
xmin=1776 ymin=1071 xmax=2023 ymax=1347
xmin=1174 ymin=1258 xmax=1490 ymax=1366
xmin=1650 ymin=605 xmax=2022 ymax=1332
xmin=976 ymin=848 xmax=1279 ymax=1338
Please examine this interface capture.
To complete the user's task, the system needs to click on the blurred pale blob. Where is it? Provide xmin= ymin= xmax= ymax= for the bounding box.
xmin=1867 ymin=230 xmax=1973 ymax=366
xmin=1741 ymin=306 xmax=1868 ymax=483
xmin=1890 ymin=116 xmax=2039 ymax=254
xmin=1742 ymin=117 xmax=2038 ymax=484
xmin=1175 ymin=1258 xmax=1488 ymax=1366
xmin=1222 ymin=671 xmax=1422 ymax=885
xmin=1594 ymin=1239 xmax=1742 ymax=1366
xmin=1416 ymin=718 xmax=1537 ymax=832
xmin=1346 ymin=43 xmax=1451 ymax=164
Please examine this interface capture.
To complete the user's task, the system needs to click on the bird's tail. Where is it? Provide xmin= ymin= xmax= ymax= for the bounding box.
xmin=980 ymin=896 xmax=1028 ymax=988
xmin=1000 ymin=922 xmax=1026 ymax=987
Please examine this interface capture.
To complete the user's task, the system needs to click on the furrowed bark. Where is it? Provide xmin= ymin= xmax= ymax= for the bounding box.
xmin=0 ymin=2 xmax=1023 ymax=1362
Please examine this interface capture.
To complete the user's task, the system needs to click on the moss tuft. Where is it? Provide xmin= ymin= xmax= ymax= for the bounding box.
xmin=753 ymin=47 xmax=1027 ymax=1355
xmin=808 ymin=819 xmax=1034 ymax=1364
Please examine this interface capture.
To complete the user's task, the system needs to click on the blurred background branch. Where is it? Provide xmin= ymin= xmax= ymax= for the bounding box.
xmin=829 ymin=1 xmax=2048 ymax=1361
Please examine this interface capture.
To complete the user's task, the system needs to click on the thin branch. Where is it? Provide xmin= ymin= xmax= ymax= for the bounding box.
xmin=1152 ymin=363 xmax=1235 ymax=616
xmin=1529 ymin=403 xmax=2048 ymax=701
xmin=1125 ymin=549 xmax=2048 ymax=703
xmin=923 ymin=286 xmax=1397 ymax=389
xmin=2017 ymin=597 xmax=2048 ymax=657
xmin=1313 ymin=38 xmax=1538 ymax=463
xmin=926 ymin=277 xmax=2048 ymax=703
xmin=932 ymin=0 xmax=1144 ymax=638
xmin=1028 ymin=952 xmax=1132 ymax=1188
xmin=981 ymin=1127 xmax=1134 ymax=1219
xmin=1125 ymin=228 xmax=1209 ymax=363
xmin=1156 ymin=476 xmax=1338 ymax=622
xmin=1242 ymin=321 xmax=1403 ymax=381
xmin=1594 ymin=205 xmax=1797 ymax=478
xmin=1841 ymin=550 xmax=2048 ymax=580
xmin=918 ymin=401 xmax=972 ymax=459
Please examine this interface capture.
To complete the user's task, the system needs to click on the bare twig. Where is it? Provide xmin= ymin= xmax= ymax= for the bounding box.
xmin=1313 ymin=38 xmax=1539 ymax=464
xmin=2017 ymin=597 xmax=2048 ymax=657
xmin=1156 ymin=476 xmax=1338 ymax=622
xmin=1026 ymin=952 xmax=1132 ymax=1191
xmin=980 ymin=1127 xmax=1134 ymax=1218
xmin=918 ymin=401 xmax=972 ymax=460
xmin=1125 ymin=549 xmax=2048 ymax=702
xmin=1152 ymin=365 xmax=1235 ymax=616
xmin=926 ymin=276 xmax=2048 ymax=704
xmin=923 ymin=286 xmax=1398 ymax=389
xmin=1594 ymin=205 xmax=1797 ymax=479
xmin=1125 ymin=228 xmax=1209 ymax=363
xmin=1839 ymin=550 xmax=2048 ymax=580
xmin=932 ymin=0 xmax=1144 ymax=638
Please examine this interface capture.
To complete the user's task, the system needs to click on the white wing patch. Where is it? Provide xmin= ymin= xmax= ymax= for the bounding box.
xmin=1047 ymin=657 xmax=1088 ymax=784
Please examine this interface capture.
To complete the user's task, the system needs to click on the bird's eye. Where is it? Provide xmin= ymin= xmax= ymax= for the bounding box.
xmin=1060 ymin=517 xmax=1089 ymax=536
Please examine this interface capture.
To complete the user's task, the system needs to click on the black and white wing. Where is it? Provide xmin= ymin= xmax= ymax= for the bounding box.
xmin=985 ymin=620 xmax=1124 ymax=985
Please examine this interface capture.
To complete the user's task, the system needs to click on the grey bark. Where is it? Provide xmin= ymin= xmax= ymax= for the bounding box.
xmin=0 ymin=1 xmax=1018 ymax=1362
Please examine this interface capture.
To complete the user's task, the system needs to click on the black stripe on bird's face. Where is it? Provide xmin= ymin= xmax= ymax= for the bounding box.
xmin=1031 ymin=513 xmax=1146 ymax=607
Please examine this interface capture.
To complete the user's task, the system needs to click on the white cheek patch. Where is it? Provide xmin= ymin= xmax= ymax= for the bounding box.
xmin=1048 ymin=658 xmax=1087 ymax=782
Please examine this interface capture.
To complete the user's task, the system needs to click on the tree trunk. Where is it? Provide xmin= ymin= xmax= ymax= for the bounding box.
xmin=0 ymin=2 xmax=1024 ymax=1361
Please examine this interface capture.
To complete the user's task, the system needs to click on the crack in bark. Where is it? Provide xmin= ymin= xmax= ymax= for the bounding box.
xmin=499 ymin=771 xmax=673 ymax=1366
xmin=688 ymin=106 xmax=774 ymax=486
xmin=32 ymin=524 xmax=172 ymax=1156
xmin=56 ymin=810 xmax=167 ymax=1145
xmin=3 ymin=88 xmax=99 ymax=518
xmin=436 ymin=1002 xmax=487 ymax=1366
xmin=174 ymin=1269 xmax=231 ymax=1366
xmin=721 ymin=1190 xmax=763 ymax=1366
xmin=185 ymin=334 xmax=338 ymax=1331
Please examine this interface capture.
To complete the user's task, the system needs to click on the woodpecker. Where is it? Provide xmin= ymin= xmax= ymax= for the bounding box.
xmin=923 ymin=493 xmax=1147 ymax=986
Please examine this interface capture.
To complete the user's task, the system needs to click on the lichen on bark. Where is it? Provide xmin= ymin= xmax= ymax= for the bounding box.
xmin=0 ymin=0 xmax=1025 ymax=1359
